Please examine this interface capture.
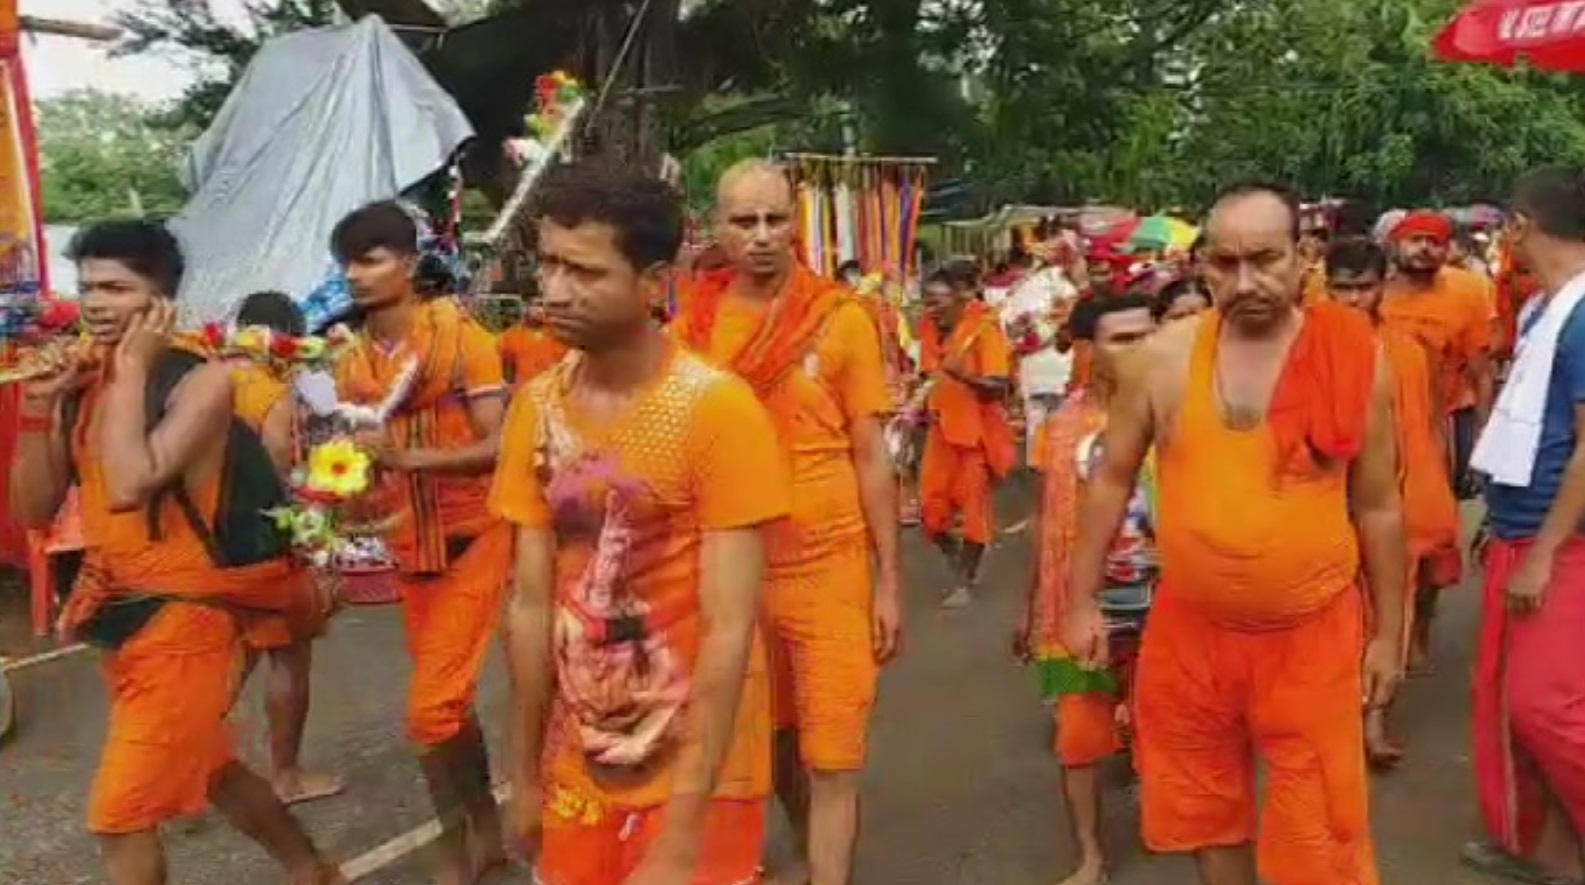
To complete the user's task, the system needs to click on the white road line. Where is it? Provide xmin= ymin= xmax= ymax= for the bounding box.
xmin=338 ymin=783 xmax=511 ymax=881
xmin=0 ymin=643 xmax=87 ymax=672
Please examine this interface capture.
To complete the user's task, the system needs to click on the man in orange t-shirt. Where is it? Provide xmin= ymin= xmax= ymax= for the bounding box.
xmin=1064 ymin=183 xmax=1404 ymax=885
xmin=670 ymin=159 xmax=902 ymax=885
xmin=919 ymin=261 xmax=1015 ymax=608
xmin=1381 ymin=210 xmax=1495 ymax=670
xmin=498 ymin=301 xmax=569 ymax=385
xmin=331 ymin=201 xmax=513 ymax=884
xmin=494 ymin=162 xmax=791 ymax=885
xmin=1326 ymin=238 xmax=1460 ymax=766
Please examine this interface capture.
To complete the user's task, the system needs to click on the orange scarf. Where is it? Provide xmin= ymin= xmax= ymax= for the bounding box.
xmin=339 ymin=299 xmax=479 ymax=574
xmin=1267 ymin=300 xmax=1378 ymax=467
xmin=676 ymin=263 xmax=848 ymax=398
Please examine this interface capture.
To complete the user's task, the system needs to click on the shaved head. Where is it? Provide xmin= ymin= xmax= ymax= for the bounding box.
xmin=715 ymin=159 xmax=797 ymax=281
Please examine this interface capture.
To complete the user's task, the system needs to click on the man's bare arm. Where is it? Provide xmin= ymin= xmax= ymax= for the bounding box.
xmin=260 ymin=399 xmax=295 ymax=476
xmin=1069 ymin=353 xmax=1155 ymax=603
xmin=1525 ymin=405 xmax=1585 ymax=564
xmin=1350 ymin=351 xmax=1408 ymax=643
xmin=1023 ymin=468 xmax=1046 ymax=626
xmin=650 ymin=526 xmax=766 ymax=866
xmin=850 ymin=415 xmax=901 ymax=592
xmin=9 ymin=393 xmax=72 ymax=528
xmin=1469 ymin=352 xmax=1496 ymax=428
xmin=101 ymin=362 xmax=233 ymax=511
xmin=505 ymin=526 xmax=557 ymax=794
xmin=945 ymin=367 xmax=1010 ymax=401
xmin=402 ymin=393 xmax=506 ymax=475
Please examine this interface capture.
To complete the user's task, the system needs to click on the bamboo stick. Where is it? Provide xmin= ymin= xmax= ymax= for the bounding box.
xmin=19 ymin=16 xmax=122 ymax=43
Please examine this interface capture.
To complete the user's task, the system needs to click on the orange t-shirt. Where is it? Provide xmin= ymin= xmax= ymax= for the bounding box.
xmin=489 ymin=346 xmax=791 ymax=810
xmin=1381 ymin=267 xmax=1495 ymax=413
xmin=695 ymin=296 xmax=890 ymax=570
xmin=499 ymin=325 xmax=568 ymax=385
xmin=922 ymin=311 xmax=1012 ymax=449
xmin=337 ymin=301 xmax=506 ymax=542
xmin=1380 ymin=327 xmax=1458 ymax=557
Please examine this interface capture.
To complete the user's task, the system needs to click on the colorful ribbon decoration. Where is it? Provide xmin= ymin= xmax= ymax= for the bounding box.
xmin=786 ymin=154 xmax=933 ymax=278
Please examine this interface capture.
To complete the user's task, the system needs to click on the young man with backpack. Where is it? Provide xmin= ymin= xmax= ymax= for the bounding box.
xmin=8 ymin=220 xmax=340 ymax=884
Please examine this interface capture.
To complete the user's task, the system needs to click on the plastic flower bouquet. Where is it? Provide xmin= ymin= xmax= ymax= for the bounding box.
xmin=201 ymin=321 xmax=356 ymax=372
xmin=266 ymin=437 xmax=391 ymax=570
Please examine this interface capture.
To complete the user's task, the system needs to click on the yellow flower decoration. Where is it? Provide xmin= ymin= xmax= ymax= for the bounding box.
xmin=305 ymin=439 xmax=372 ymax=498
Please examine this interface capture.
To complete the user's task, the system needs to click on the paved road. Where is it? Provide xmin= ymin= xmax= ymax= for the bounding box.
xmin=0 ymin=500 xmax=1498 ymax=884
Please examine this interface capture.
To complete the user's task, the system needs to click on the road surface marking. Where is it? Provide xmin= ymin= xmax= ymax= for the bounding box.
xmin=1 ymin=643 xmax=87 ymax=672
xmin=339 ymin=783 xmax=511 ymax=881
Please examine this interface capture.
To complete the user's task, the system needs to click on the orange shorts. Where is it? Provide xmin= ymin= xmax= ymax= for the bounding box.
xmin=1054 ymin=691 xmax=1122 ymax=767
xmin=401 ymin=524 xmax=513 ymax=747
xmin=88 ymin=604 xmax=240 ymax=834
xmin=765 ymin=541 xmax=877 ymax=771
xmin=1133 ymin=589 xmax=1376 ymax=885
xmin=537 ymin=793 xmax=764 ymax=885
xmin=919 ymin=433 xmax=994 ymax=545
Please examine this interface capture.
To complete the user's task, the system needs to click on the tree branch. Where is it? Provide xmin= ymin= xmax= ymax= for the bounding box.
xmin=669 ymin=94 xmax=808 ymax=152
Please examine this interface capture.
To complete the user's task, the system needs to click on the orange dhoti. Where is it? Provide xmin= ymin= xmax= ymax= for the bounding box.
xmin=766 ymin=539 xmax=877 ymax=771
xmin=1055 ymin=692 xmax=1123 ymax=767
xmin=919 ymin=430 xmax=994 ymax=545
xmin=1133 ymin=588 xmax=1375 ymax=885
xmin=400 ymin=522 xmax=513 ymax=747
xmin=537 ymin=788 xmax=765 ymax=885
xmin=88 ymin=605 xmax=240 ymax=834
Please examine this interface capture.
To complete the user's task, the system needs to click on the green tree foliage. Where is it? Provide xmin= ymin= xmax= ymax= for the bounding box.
xmin=100 ymin=0 xmax=1585 ymax=213
xmin=37 ymin=91 xmax=191 ymax=224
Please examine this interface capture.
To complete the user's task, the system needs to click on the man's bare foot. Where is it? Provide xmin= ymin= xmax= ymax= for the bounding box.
xmin=1406 ymin=643 xmax=1436 ymax=677
xmin=763 ymin=859 xmax=811 ymax=885
xmin=468 ymin=827 xmax=510 ymax=879
xmin=1364 ymin=714 xmax=1404 ymax=770
xmin=275 ymin=770 xmax=345 ymax=807
xmin=1055 ymin=860 xmax=1108 ymax=885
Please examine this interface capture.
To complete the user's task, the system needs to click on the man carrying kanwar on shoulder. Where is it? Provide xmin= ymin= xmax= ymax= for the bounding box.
xmin=669 ymin=158 xmax=902 ymax=885
xmin=494 ymin=161 xmax=791 ymax=885
xmin=225 ymin=290 xmax=344 ymax=807
xmin=1325 ymin=238 xmax=1461 ymax=768
xmin=1018 ymin=293 xmax=1157 ymax=885
xmin=330 ymin=202 xmax=513 ymax=884
xmin=1063 ymin=180 xmax=1406 ymax=885
xmin=918 ymin=261 xmax=1017 ymax=608
xmin=1465 ymin=165 xmax=1585 ymax=885
xmin=9 ymin=221 xmax=342 ymax=884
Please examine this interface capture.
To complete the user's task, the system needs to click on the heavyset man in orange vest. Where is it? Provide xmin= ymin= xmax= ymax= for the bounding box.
xmin=1064 ymin=182 xmax=1406 ymax=885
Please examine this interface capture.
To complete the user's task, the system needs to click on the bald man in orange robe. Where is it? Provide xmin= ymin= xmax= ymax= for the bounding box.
xmin=672 ymin=160 xmax=902 ymax=885
xmin=1064 ymin=184 xmax=1406 ymax=885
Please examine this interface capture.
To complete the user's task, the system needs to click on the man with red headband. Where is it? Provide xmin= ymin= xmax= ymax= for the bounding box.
xmin=1381 ymin=209 xmax=1495 ymax=672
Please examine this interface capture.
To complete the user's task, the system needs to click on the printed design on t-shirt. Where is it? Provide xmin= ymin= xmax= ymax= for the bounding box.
xmin=1077 ymin=431 xmax=1158 ymax=586
xmin=535 ymin=399 xmax=690 ymax=770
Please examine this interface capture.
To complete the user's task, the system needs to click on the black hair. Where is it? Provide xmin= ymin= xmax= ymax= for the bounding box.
xmin=1512 ymin=165 xmax=1585 ymax=241
xmin=66 ymin=219 xmax=185 ymax=296
xmin=940 ymin=257 xmax=980 ymax=291
xmin=1071 ymin=293 xmax=1154 ymax=342
xmin=530 ymin=161 xmax=684 ymax=269
xmin=331 ymin=201 xmax=419 ymax=263
xmin=836 ymin=259 xmax=862 ymax=279
xmin=922 ymin=267 xmax=953 ymax=290
xmin=1209 ymin=178 xmax=1303 ymax=241
xmin=236 ymin=290 xmax=306 ymax=337
xmin=1325 ymin=236 xmax=1388 ymax=280
xmin=1151 ymin=279 xmax=1209 ymax=320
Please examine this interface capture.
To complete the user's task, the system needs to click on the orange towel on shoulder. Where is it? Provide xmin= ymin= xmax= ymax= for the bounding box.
xmin=1268 ymin=300 xmax=1378 ymax=468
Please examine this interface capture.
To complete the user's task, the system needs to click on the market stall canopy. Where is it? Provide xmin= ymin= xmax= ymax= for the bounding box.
xmin=171 ymin=15 xmax=473 ymax=322
xmin=1433 ymin=0 xmax=1585 ymax=71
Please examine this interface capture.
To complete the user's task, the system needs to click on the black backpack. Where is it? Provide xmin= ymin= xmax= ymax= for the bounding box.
xmin=64 ymin=349 xmax=294 ymax=648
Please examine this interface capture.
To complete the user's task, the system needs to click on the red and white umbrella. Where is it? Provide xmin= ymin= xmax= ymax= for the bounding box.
xmin=1434 ymin=0 xmax=1585 ymax=71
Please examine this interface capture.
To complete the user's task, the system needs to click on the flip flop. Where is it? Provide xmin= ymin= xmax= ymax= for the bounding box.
xmin=1461 ymin=840 xmax=1584 ymax=885
xmin=277 ymin=774 xmax=346 ymax=807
